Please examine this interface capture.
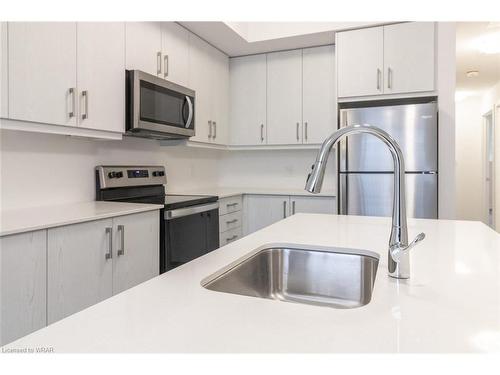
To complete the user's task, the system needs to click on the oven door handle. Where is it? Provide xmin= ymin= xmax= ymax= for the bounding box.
xmin=185 ymin=96 xmax=193 ymax=129
xmin=165 ymin=202 xmax=219 ymax=220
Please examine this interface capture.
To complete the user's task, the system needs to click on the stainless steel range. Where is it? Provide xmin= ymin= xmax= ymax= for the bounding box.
xmin=95 ymin=165 xmax=219 ymax=273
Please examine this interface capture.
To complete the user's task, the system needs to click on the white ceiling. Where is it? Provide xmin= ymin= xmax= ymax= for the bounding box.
xmin=456 ymin=22 xmax=500 ymax=93
xmin=179 ymin=22 xmax=383 ymax=57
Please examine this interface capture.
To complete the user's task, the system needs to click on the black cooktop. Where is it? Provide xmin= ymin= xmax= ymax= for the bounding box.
xmin=164 ymin=194 xmax=218 ymax=210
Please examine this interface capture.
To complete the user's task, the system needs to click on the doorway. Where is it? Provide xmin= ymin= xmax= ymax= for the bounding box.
xmin=483 ymin=110 xmax=495 ymax=227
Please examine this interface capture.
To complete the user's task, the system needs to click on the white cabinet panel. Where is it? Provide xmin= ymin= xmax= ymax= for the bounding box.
xmin=8 ymin=22 xmax=77 ymax=126
xmin=337 ymin=27 xmax=383 ymax=98
xmin=220 ymin=227 xmax=242 ymax=247
xmin=1 ymin=230 xmax=47 ymax=345
xmin=383 ymin=22 xmax=435 ymax=94
xmin=112 ymin=211 xmax=159 ymax=295
xmin=1 ymin=22 xmax=7 ymax=118
xmin=161 ymin=22 xmax=189 ymax=86
xmin=244 ymin=195 xmax=289 ymax=234
xmin=77 ymin=22 xmax=125 ymax=132
xmin=219 ymin=195 xmax=243 ymax=215
xmin=229 ymin=54 xmax=267 ymax=145
xmin=210 ymin=47 xmax=229 ymax=145
xmin=125 ymin=22 xmax=162 ymax=77
xmin=267 ymin=49 xmax=303 ymax=145
xmin=189 ymin=34 xmax=212 ymax=143
xmin=47 ymin=219 xmax=113 ymax=324
xmin=302 ymin=45 xmax=336 ymax=144
xmin=290 ymin=196 xmax=337 ymax=215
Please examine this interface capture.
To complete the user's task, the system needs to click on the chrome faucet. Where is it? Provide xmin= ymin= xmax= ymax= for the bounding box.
xmin=305 ymin=124 xmax=425 ymax=279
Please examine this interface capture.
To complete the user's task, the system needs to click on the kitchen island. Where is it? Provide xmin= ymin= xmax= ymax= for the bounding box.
xmin=3 ymin=214 xmax=500 ymax=353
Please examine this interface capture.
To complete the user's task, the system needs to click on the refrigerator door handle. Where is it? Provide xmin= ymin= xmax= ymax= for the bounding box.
xmin=339 ymin=173 xmax=347 ymax=215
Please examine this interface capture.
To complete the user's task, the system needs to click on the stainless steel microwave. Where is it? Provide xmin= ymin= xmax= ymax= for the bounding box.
xmin=126 ymin=70 xmax=195 ymax=139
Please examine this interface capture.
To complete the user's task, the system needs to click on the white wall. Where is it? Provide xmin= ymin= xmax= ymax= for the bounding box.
xmin=455 ymin=95 xmax=484 ymax=221
xmin=218 ymin=149 xmax=337 ymax=193
xmin=0 ymin=129 xmax=222 ymax=211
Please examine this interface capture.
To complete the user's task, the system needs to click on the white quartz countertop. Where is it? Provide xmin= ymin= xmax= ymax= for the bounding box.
xmin=169 ymin=186 xmax=336 ymax=199
xmin=4 ymin=214 xmax=500 ymax=353
xmin=0 ymin=201 xmax=163 ymax=236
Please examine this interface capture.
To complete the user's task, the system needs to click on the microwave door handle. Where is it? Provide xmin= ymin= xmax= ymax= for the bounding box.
xmin=185 ymin=96 xmax=193 ymax=128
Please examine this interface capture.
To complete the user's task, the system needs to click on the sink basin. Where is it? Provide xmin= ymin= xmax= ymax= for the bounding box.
xmin=202 ymin=245 xmax=379 ymax=309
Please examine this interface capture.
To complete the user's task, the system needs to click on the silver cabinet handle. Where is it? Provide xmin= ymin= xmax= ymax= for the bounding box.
xmin=81 ymin=90 xmax=89 ymax=120
xmin=69 ymin=88 xmax=76 ymax=118
xmin=105 ymin=227 xmax=113 ymax=260
xmin=208 ymin=120 xmax=212 ymax=139
xmin=387 ymin=67 xmax=392 ymax=89
xmin=260 ymin=124 xmax=264 ymax=142
xmin=163 ymin=55 xmax=169 ymax=78
xmin=213 ymin=121 xmax=217 ymax=139
xmin=304 ymin=122 xmax=308 ymax=142
xmin=226 ymin=202 xmax=238 ymax=207
xmin=226 ymin=219 xmax=238 ymax=225
xmin=377 ymin=69 xmax=381 ymax=91
xmin=157 ymin=52 xmax=162 ymax=75
xmin=117 ymin=225 xmax=125 ymax=256
xmin=292 ymin=201 xmax=296 ymax=215
xmin=185 ymin=96 xmax=193 ymax=128
xmin=283 ymin=201 xmax=287 ymax=218
xmin=226 ymin=234 xmax=238 ymax=242
xmin=296 ymin=122 xmax=300 ymax=141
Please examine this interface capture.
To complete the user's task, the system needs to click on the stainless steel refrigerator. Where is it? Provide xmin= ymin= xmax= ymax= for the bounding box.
xmin=338 ymin=99 xmax=438 ymax=219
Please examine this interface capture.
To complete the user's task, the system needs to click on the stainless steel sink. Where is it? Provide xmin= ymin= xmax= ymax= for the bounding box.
xmin=202 ymin=245 xmax=379 ymax=309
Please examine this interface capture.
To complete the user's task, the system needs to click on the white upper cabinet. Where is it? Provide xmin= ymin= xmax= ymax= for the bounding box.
xmin=383 ymin=22 xmax=435 ymax=94
xmin=161 ymin=22 xmax=189 ymax=86
xmin=77 ymin=22 xmax=125 ymax=133
xmin=8 ymin=22 xmax=77 ymax=126
xmin=337 ymin=22 xmax=435 ymax=98
xmin=336 ymin=26 xmax=384 ymax=98
xmin=267 ymin=49 xmax=303 ymax=145
xmin=302 ymin=45 xmax=336 ymax=144
xmin=125 ymin=22 xmax=162 ymax=77
xmin=229 ymin=54 xmax=267 ymax=146
xmin=210 ymin=47 xmax=229 ymax=145
xmin=1 ymin=22 xmax=8 ymax=118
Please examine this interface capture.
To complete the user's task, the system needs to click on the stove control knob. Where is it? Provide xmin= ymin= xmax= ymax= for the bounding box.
xmin=108 ymin=172 xmax=116 ymax=179
xmin=153 ymin=171 xmax=164 ymax=177
xmin=116 ymin=171 xmax=123 ymax=178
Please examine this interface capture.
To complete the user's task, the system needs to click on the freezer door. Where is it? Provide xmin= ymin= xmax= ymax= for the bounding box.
xmin=339 ymin=102 xmax=437 ymax=172
xmin=339 ymin=173 xmax=438 ymax=219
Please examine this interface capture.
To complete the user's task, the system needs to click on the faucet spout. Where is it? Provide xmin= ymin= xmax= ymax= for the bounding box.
xmin=305 ymin=124 xmax=425 ymax=279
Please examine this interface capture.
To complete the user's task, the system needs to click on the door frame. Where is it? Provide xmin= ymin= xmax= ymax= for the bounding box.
xmin=482 ymin=108 xmax=495 ymax=228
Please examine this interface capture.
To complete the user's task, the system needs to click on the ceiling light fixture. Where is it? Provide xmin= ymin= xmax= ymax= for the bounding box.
xmin=466 ymin=70 xmax=480 ymax=78
xmin=475 ymin=31 xmax=500 ymax=54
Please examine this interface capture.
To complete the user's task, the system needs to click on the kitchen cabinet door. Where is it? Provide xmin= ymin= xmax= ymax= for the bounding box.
xmin=244 ymin=195 xmax=290 ymax=235
xmin=188 ymin=34 xmax=212 ymax=143
xmin=290 ymin=196 xmax=337 ymax=215
xmin=8 ymin=22 xmax=77 ymax=126
xmin=1 ymin=22 xmax=7 ymax=118
xmin=229 ymin=54 xmax=267 ymax=145
xmin=161 ymin=22 xmax=189 ymax=86
xmin=383 ymin=22 xmax=435 ymax=94
xmin=0 ymin=230 xmax=47 ymax=346
xmin=210 ymin=47 xmax=229 ymax=145
xmin=267 ymin=49 xmax=303 ymax=145
xmin=125 ymin=22 xmax=162 ymax=77
xmin=336 ymin=27 xmax=383 ymax=98
xmin=302 ymin=45 xmax=336 ymax=144
xmin=47 ymin=219 xmax=113 ymax=324
xmin=112 ymin=211 xmax=159 ymax=295
xmin=77 ymin=22 xmax=125 ymax=133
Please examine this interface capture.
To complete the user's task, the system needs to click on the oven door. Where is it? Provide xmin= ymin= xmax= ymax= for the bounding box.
xmin=127 ymin=70 xmax=195 ymax=138
xmin=162 ymin=203 xmax=219 ymax=273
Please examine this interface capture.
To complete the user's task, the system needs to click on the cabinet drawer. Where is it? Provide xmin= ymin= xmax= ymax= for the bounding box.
xmin=218 ymin=195 xmax=243 ymax=215
xmin=219 ymin=227 xmax=242 ymax=247
xmin=219 ymin=210 xmax=242 ymax=232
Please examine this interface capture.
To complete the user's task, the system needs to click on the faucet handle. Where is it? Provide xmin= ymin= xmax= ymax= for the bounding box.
xmin=390 ymin=232 xmax=425 ymax=262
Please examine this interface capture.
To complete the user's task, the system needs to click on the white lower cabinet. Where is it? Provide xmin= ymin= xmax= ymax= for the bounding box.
xmin=218 ymin=195 xmax=243 ymax=247
xmin=244 ymin=194 xmax=337 ymax=235
xmin=47 ymin=211 xmax=159 ymax=324
xmin=0 ymin=230 xmax=47 ymax=346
